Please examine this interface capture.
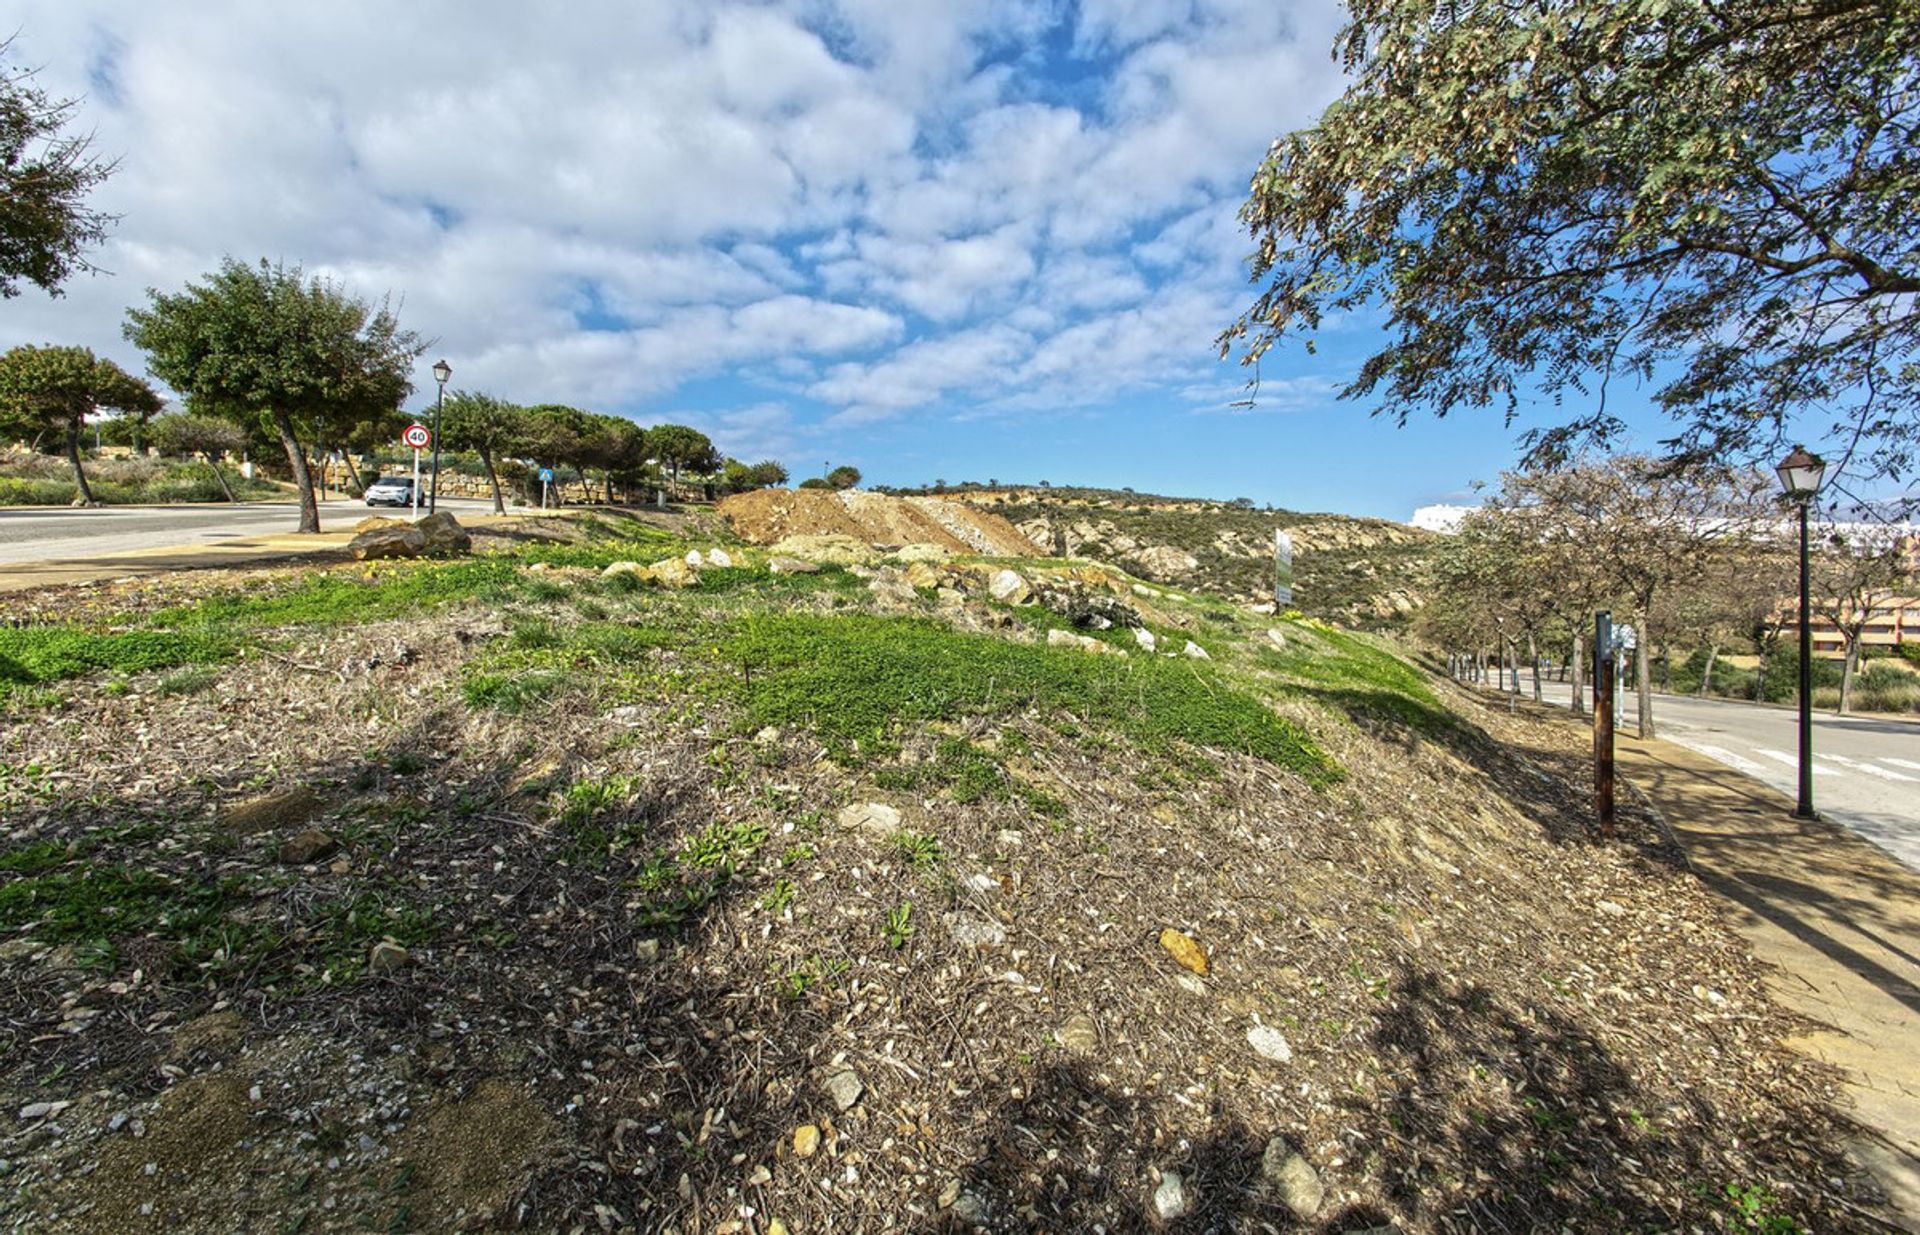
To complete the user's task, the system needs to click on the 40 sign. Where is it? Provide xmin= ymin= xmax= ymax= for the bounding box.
xmin=402 ymin=423 xmax=431 ymax=450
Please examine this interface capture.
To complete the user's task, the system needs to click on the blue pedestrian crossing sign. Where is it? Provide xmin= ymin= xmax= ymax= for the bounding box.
xmin=538 ymin=467 xmax=554 ymax=483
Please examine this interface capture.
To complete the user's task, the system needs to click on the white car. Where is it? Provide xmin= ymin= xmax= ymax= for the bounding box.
xmin=364 ymin=477 xmax=419 ymax=507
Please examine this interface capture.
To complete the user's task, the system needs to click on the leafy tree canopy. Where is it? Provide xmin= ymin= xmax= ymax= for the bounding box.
xmin=0 ymin=39 xmax=117 ymax=298
xmin=1223 ymin=0 xmax=1920 ymax=506
xmin=826 ymin=464 xmax=862 ymax=490
xmin=0 ymin=344 xmax=159 ymax=437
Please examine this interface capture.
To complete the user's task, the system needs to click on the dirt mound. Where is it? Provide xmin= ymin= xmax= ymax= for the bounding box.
xmin=718 ymin=488 xmax=1039 ymax=556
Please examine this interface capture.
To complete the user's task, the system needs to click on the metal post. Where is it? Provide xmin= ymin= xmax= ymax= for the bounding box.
xmin=411 ymin=448 xmax=420 ymax=522
xmin=429 ymin=378 xmax=446 ymax=514
xmin=1795 ymin=498 xmax=1817 ymax=819
xmin=1594 ymin=611 xmax=1615 ymax=838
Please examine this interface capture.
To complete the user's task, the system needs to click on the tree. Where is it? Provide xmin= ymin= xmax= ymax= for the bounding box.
xmin=124 ymin=259 xmax=423 ymax=532
xmin=1498 ymin=458 xmax=1772 ymax=737
xmin=826 ymin=464 xmax=862 ymax=490
xmin=1812 ymin=523 xmax=1916 ymax=713
xmin=0 ymin=39 xmax=117 ymax=298
xmin=0 ymin=344 xmax=160 ymax=504
xmin=648 ymin=424 xmax=718 ymax=492
xmin=1222 ymin=1 xmax=1920 ymax=507
xmin=151 ymin=412 xmax=247 ymax=503
xmin=438 ymin=391 xmax=525 ymax=513
xmin=747 ymin=459 xmax=788 ymax=487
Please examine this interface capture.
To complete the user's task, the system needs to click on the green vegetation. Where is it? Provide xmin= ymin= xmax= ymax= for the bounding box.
xmin=151 ymin=559 xmax=527 ymax=629
xmin=1257 ymin=620 xmax=1454 ymax=733
xmin=891 ymin=829 xmax=945 ymax=872
xmin=874 ymin=736 xmax=1067 ymax=818
xmin=882 ymin=901 xmax=914 ymax=949
xmin=726 ymin=614 xmax=1340 ymax=781
xmin=0 ymin=453 xmax=284 ymax=506
xmin=0 ymin=628 xmax=234 ymax=701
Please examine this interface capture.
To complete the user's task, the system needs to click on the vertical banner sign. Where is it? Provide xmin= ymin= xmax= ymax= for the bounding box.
xmin=1273 ymin=529 xmax=1295 ymax=607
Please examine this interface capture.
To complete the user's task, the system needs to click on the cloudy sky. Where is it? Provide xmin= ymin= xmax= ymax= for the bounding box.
xmin=4 ymin=0 xmax=1575 ymax=518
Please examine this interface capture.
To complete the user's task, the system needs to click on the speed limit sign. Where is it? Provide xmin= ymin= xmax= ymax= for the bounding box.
xmin=402 ymin=423 xmax=431 ymax=449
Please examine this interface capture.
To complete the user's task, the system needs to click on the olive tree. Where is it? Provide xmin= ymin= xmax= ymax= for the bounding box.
xmin=151 ymin=412 xmax=249 ymax=503
xmin=0 ymin=39 xmax=117 ymax=298
xmin=124 ymin=259 xmax=423 ymax=532
xmin=438 ymin=391 xmax=525 ymax=513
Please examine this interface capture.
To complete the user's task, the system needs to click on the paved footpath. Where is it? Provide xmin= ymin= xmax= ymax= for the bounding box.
xmin=1614 ymin=732 xmax=1920 ymax=1229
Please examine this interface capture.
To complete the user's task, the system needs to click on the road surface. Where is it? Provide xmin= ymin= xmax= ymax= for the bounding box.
xmin=1495 ymin=671 xmax=1920 ymax=871
xmin=0 ymin=498 xmax=499 ymax=566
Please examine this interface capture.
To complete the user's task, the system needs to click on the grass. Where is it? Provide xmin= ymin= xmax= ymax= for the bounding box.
xmin=1257 ymin=620 xmax=1454 ymax=733
xmin=873 ymin=737 xmax=1068 ymax=817
xmin=149 ymin=559 xmax=528 ymax=629
xmin=724 ymin=613 xmax=1341 ymax=781
xmin=0 ymin=628 xmax=235 ymax=701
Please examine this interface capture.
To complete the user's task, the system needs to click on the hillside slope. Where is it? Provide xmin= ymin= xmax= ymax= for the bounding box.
xmin=0 ymin=514 xmax=1877 ymax=1233
xmin=926 ymin=486 xmax=1433 ymax=626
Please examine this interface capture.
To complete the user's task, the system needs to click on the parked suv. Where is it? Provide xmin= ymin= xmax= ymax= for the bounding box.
xmin=363 ymin=477 xmax=418 ymax=507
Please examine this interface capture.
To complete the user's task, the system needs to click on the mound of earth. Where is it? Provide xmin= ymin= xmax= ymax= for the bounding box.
xmin=719 ymin=488 xmax=1040 ymax=556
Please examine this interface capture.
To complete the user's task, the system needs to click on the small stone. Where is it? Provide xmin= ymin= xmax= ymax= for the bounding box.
xmin=1133 ymin=627 xmax=1157 ymax=652
xmin=18 ymin=1101 xmax=68 ymax=1120
xmin=368 ymin=940 xmax=410 ymax=974
xmin=767 ymin=1222 xmax=790 ymax=1235
xmin=1248 ymin=601 xmax=1276 ymax=615
xmin=602 ymin=560 xmax=648 ymax=580
xmin=939 ymin=1179 xmax=962 ymax=1208
xmin=793 ymin=1124 xmax=821 ymax=1157
xmin=1596 ymin=899 xmax=1626 ymax=916
xmin=837 ymin=802 xmax=901 ymax=834
xmin=747 ymin=1164 xmax=772 ymax=1186
xmin=706 ymin=548 xmax=734 ymax=568
xmin=0 ymin=939 xmax=42 ymax=962
xmin=823 ymin=1070 xmax=864 ymax=1112
xmin=767 ymin=556 xmax=822 ymax=574
xmin=1259 ymin=1140 xmax=1324 ymax=1218
xmin=951 ymin=1190 xmax=990 ymax=1225
xmin=1159 ymin=928 xmax=1209 ymax=976
xmin=946 ymin=912 xmax=1008 ymax=948
xmin=634 ymin=939 xmax=660 ymax=962
xmin=1247 ymin=1024 xmax=1293 ymax=1063
xmin=1182 ymin=640 xmax=1211 ymax=660
xmin=1152 ymin=1169 xmax=1190 ymax=1221
xmin=1172 ymin=973 xmax=1207 ymax=997
xmin=754 ymin=726 xmax=782 ymax=744
xmin=1266 ymin=629 xmax=1288 ymax=649
xmin=649 ymin=557 xmax=697 ymax=588
xmin=277 ymin=828 xmax=339 ymax=865
xmin=987 ymin=569 xmax=1031 ymax=604
xmin=107 ymin=1111 xmax=129 ymax=1132
xmin=685 ymin=550 xmax=703 ymax=567
xmin=1057 ymin=1013 xmax=1100 ymax=1057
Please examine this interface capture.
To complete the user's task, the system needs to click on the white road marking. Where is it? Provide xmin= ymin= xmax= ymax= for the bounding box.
xmin=1756 ymin=748 xmax=1842 ymax=776
xmin=1685 ymin=743 xmax=1774 ymax=778
xmin=1884 ymin=758 xmax=1920 ymax=773
xmin=1821 ymin=754 xmax=1917 ymax=782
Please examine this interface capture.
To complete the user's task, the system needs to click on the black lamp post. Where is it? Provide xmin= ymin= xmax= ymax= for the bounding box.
xmin=1775 ymin=444 xmax=1826 ymax=820
xmin=428 ymin=359 xmax=451 ymax=513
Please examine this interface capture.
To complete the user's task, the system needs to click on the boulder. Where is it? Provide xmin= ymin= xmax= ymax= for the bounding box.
xmin=1127 ymin=545 xmax=1200 ymax=578
xmin=705 ymin=547 xmax=734 ymax=568
xmin=277 ymin=828 xmax=339 ymax=865
xmin=889 ymin=542 xmax=953 ymax=564
xmin=602 ymin=560 xmax=649 ymax=581
xmin=767 ymin=556 xmax=822 ymax=574
xmin=415 ymin=511 xmax=471 ymax=555
xmin=987 ymin=569 xmax=1032 ymax=604
xmin=354 ymin=515 xmax=408 ymax=533
xmin=648 ymin=557 xmax=697 ymax=588
xmin=349 ymin=524 xmax=426 ymax=561
xmin=1046 ymin=628 xmax=1119 ymax=655
xmin=902 ymin=560 xmax=945 ymax=589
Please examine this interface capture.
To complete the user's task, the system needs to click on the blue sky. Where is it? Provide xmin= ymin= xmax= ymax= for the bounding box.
xmin=5 ymin=0 xmax=1689 ymax=520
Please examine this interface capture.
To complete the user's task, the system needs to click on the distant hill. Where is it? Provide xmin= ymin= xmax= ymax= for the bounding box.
xmin=887 ymin=485 xmax=1435 ymax=627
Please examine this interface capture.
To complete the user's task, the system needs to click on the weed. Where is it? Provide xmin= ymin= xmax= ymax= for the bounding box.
xmin=760 ymin=878 xmax=795 ymax=916
xmin=779 ymin=953 xmax=850 ymax=998
xmin=892 ymin=829 xmax=945 ymax=871
xmin=154 ymin=666 xmax=220 ymax=696
xmin=0 ymin=628 xmax=235 ymax=701
xmin=780 ymin=843 xmax=814 ymax=867
xmin=149 ymin=559 xmax=526 ymax=629
xmin=388 ymin=751 xmax=426 ymax=776
xmin=883 ymin=901 xmax=915 ymax=949
xmin=1722 ymin=1182 xmax=1804 ymax=1234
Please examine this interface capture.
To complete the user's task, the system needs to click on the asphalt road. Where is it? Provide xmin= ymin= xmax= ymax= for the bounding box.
xmin=1500 ymin=671 xmax=1920 ymax=871
xmin=0 ymin=497 xmax=499 ymax=566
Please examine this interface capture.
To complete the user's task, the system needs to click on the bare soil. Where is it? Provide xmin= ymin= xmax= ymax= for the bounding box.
xmin=718 ymin=489 xmax=1040 ymax=556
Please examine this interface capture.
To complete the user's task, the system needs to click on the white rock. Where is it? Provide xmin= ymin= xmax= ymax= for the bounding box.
xmin=946 ymin=913 xmax=1008 ymax=948
xmin=1248 ymin=601 xmax=1277 ymax=615
xmin=706 ymin=548 xmax=733 ymax=568
xmin=1247 ymin=1024 xmax=1293 ymax=1063
xmin=1152 ymin=1169 xmax=1190 ymax=1221
xmin=1182 ymin=640 xmax=1211 ymax=660
xmin=823 ymin=1069 xmax=864 ymax=1111
xmin=1266 ymin=628 xmax=1288 ymax=649
xmin=1133 ymin=627 xmax=1157 ymax=652
xmin=987 ymin=569 xmax=1031 ymax=604
xmin=838 ymin=802 xmax=901 ymax=834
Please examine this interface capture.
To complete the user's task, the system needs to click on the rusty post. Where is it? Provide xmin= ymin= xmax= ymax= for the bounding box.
xmin=1594 ymin=611 xmax=1615 ymax=838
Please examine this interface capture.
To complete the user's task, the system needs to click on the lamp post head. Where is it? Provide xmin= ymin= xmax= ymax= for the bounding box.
xmin=431 ymin=359 xmax=452 ymax=386
xmin=1775 ymin=444 xmax=1825 ymax=499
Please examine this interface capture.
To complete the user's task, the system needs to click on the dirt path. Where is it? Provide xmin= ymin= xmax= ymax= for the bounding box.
xmin=1612 ymin=733 xmax=1920 ymax=1230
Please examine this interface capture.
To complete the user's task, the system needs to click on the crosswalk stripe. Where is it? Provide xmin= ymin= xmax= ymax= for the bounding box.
xmin=1757 ymin=748 xmax=1841 ymax=776
xmin=1687 ymin=743 xmax=1773 ymax=778
xmin=1884 ymin=758 xmax=1920 ymax=773
xmin=1822 ymin=754 xmax=1918 ymax=782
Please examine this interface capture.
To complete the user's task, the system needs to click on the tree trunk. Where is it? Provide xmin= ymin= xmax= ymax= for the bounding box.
xmin=1570 ymin=633 xmax=1586 ymax=716
xmin=1659 ymin=645 xmax=1672 ymax=692
xmin=1636 ymin=633 xmax=1654 ymax=738
xmin=205 ymin=455 xmax=237 ymax=503
xmin=63 ymin=423 xmax=97 ymax=505
xmin=479 ymin=443 xmax=504 ymax=514
xmin=1839 ymin=640 xmax=1859 ymax=715
xmin=1529 ymin=633 xmax=1542 ymax=702
xmin=1698 ymin=644 xmax=1719 ymax=697
xmin=272 ymin=411 xmax=320 ymax=532
xmin=341 ymin=452 xmax=365 ymax=494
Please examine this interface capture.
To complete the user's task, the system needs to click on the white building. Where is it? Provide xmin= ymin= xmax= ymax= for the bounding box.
xmin=1409 ymin=504 xmax=1474 ymax=534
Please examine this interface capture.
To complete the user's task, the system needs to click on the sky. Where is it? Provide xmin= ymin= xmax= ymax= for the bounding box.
xmin=3 ymin=0 xmax=1687 ymax=521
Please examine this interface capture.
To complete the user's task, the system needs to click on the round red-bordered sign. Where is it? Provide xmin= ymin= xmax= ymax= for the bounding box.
xmin=402 ymin=424 xmax=431 ymax=449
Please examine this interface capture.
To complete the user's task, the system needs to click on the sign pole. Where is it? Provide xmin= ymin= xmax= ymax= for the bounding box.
xmin=1594 ymin=611 xmax=1615 ymax=838
xmin=411 ymin=447 xmax=421 ymax=522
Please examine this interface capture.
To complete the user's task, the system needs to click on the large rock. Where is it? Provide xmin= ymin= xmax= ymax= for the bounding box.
xmin=648 ymin=557 xmax=697 ymax=588
xmin=415 ymin=511 xmax=471 ymax=556
xmin=1127 ymin=545 xmax=1200 ymax=578
xmin=354 ymin=515 xmax=408 ymax=533
xmin=349 ymin=524 xmax=426 ymax=561
xmin=889 ymin=542 xmax=953 ymax=564
xmin=767 ymin=556 xmax=822 ymax=575
xmin=838 ymin=802 xmax=902 ymax=834
xmin=277 ymin=828 xmax=339 ymax=865
xmin=987 ymin=569 xmax=1032 ymax=604
xmin=1152 ymin=1170 xmax=1190 ymax=1221
xmin=1046 ymin=628 xmax=1120 ymax=655
xmin=769 ymin=534 xmax=880 ymax=566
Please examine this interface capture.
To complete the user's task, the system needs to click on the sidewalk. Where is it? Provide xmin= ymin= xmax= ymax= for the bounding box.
xmin=1615 ymin=733 xmax=1920 ymax=1229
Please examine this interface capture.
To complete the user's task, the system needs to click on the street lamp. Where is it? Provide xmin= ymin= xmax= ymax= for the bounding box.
xmin=428 ymin=358 xmax=452 ymax=513
xmin=1775 ymin=444 xmax=1826 ymax=820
